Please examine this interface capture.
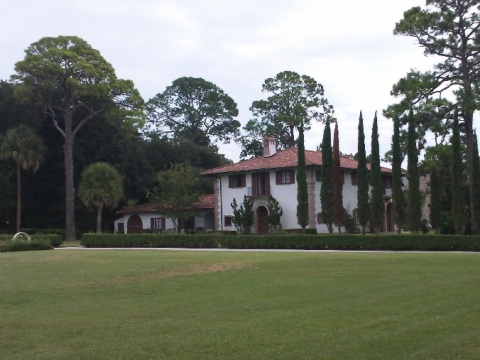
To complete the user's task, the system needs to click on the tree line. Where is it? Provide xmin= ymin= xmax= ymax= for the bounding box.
xmin=2 ymin=1 xmax=480 ymax=238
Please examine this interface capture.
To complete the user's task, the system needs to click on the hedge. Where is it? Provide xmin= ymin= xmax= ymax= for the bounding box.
xmin=80 ymin=233 xmax=480 ymax=251
xmin=1 ymin=240 xmax=54 ymax=252
xmin=0 ymin=234 xmax=63 ymax=248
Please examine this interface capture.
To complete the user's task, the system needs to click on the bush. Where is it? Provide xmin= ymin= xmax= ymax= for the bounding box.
xmin=80 ymin=233 xmax=480 ymax=251
xmin=31 ymin=234 xmax=63 ymax=248
xmin=1 ymin=240 xmax=53 ymax=252
xmin=0 ymin=234 xmax=63 ymax=247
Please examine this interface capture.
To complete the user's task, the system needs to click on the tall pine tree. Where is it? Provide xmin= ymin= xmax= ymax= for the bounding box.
xmin=392 ymin=116 xmax=406 ymax=233
xmin=369 ymin=112 xmax=384 ymax=233
xmin=332 ymin=121 xmax=345 ymax=232
xmin=296 ymin=123 xmax=308 ymax=231
xmin=356 ymin=111 xmax=369 ymax=234
xmin=451 ymin=109 xmax=465 ymax=235
xmin=407 ymin=109 xmax=421 ymax=233
xmin=320 ymin=121 xmax=334 ymax=233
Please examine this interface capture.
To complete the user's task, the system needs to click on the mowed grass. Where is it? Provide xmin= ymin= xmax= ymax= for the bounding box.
xmin=1 ymin=250 xmax=480 ymax=359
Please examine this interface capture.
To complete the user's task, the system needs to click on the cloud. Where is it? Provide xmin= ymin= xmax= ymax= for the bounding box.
xmin=1 ymin=0 xmax=433 ymax=164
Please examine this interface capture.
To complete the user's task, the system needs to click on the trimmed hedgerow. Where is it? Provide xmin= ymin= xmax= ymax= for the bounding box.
xmin=1 ymin=241 xmax=54 ymax=252
xmin=80 ymin=233 xmax=480 ymax=251
xmin=31 ymin=234 xmax=63 ymax=248
xmin=0 ymin=234 xmax=63 ymax=247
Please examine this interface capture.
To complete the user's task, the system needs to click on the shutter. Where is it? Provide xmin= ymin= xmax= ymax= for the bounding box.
xmin=252 ymin=173 xmax=258 ymax=195
xmin=276 ymin=171 xmax=281 ymax=185
xmin=161 ymin=218 xmax=166 ymax=230
xmin=229 ymin=175 xmax=234 ymax=188
xmin=265 ymin=172 xmax=270 ymax=195
xmin=290 ymin=170 xmax=295 ymax=184
xmin=150 ymin=218 xmax=154 ymax=229
xmin=241 ymin=174 xmax=246 ymax=187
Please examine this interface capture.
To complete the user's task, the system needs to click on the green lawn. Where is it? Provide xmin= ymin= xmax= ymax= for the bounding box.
xmin=1 ymin=250 xmax=479 ymax=359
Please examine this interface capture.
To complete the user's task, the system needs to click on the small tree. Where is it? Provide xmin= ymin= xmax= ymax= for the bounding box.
xmin=472 ymin=132 xmax=480 ymax=233
xmin=369 ymin=112 xmax=384 ymax=233
xmin=451 ymin=110 xmax=465 ymax=235
xmin=78 ymin=162 xmax=124 ymax=233
xmin=333 ymin=121 xmax=345 ymax=233
xmin=152 ymin=164 xmax=202 ymax=233
xmin=0 ymin=125 xmax=46 ymax=232
xmin=231 ymin=196 xmax=254 ymax=234
xmin=429 ymin=167 xmax=441 ymax=233
xmin=407 ymin=109 xmax=422 ymax=233
xmin=296 ymin=123 xmax=309 ymax=231
xmin=267 ymin=195 xmax=283 ymax=233
xmin=392 ymin=116 xmax=406 ymax=233
xmin=356 ymin=111 xmax=369 ymax=235
xmin=320 ymin=121 xmax=334 ymax=233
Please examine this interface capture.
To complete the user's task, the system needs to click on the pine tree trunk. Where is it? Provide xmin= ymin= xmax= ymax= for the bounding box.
xmin=16 ymin=163 xmax=21 ymax=233
xmin=96 ymin=203 xmax=103 ymax=234
xmin=64 ymin=109 xmax=76 ymax=241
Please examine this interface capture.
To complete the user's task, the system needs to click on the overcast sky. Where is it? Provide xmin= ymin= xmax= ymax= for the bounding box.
xmin=1 ymin=0 xmax=436 ymax=164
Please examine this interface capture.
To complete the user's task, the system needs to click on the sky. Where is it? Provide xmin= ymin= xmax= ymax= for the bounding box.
xmin=1 ymin=0 xmax=437 ymax=164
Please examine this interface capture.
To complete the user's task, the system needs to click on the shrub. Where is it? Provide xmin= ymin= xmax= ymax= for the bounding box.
xmin=80 ymin=233 xmax=480 ymax=251
xmin=1 ymin=240 xmax=53 ymax=252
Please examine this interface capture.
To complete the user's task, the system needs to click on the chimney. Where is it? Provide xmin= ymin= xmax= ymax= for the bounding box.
xmin=263 ymin=137 xmax=277 ymax=157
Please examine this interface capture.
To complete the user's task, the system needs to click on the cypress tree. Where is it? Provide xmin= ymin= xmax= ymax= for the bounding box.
xmin=472 ymin=131 xmax=480 ymax=234
xmin=392 ymin=116 xmax=406 ymax=233
xmin=296 ymin=123 xmax=308 ymax=231
xmin=332 ymin=121 xmax=345 ymax=232
xmin=320 ymin=121 xmax=334 ymax=233
xmin=356 ymin=111 xmax=369 ymax=234
xmin=451 ymin=109 xmax=465 ymax=234
xmin=429 ymin=167 xmax=441 ymax=233
xmin=369 ymin=111 xmax=384 ymax=232
xmin=407 ymin=109 xmax=421 ymax=233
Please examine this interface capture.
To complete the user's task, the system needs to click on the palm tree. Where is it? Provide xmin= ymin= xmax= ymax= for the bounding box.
xmin=0 ymin=125 xmax=46 ymax=232
xmin=78 ymin=162 xmax=124 ymax=233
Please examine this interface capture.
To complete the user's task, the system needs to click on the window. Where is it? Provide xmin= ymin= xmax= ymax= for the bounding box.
xmin=224 ymin=216 xmax=233 ymax=227
xmin=229 ymin=174 xmax=246 ymax=188
xmin=351 ymin=172 xmax=357 ymax=185
xmin=276 ymin=170 xmax=295 ymax=185
xmin=316 ymin=213 xmax=323 ymax=224
xmin=151 ymin=217 xmax=165 ymax=230
xmin=252 ymin=172 xmax=270 ymax=195
xmin=383 ymin=176 xmax=392 ymax=189
xmin=352 ymin=209 xmax=359 ymax=225
xmin=315 ymin=169 xmax=322 ymax=181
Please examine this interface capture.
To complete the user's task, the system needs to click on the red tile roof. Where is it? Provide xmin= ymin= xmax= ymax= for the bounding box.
xmin=202 ymin=148 xmax=392 ymax=175
xmin=116 ymin=194 xmax=216 ymax=215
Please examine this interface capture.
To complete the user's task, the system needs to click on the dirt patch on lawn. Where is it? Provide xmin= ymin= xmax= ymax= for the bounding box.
xmin=77 ymin=261 xmax=254 ymax=287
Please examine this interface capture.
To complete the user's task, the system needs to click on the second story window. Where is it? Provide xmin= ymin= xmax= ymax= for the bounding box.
xmin=252 ymin=172 xmax=270 ymax=196
xmin=229 ymin=174 xmax=246 ymax=188
xmin=276 ymin=170 xmax=295 ymax=185
xmin=351 ymin=172 xmax=357 ymax=185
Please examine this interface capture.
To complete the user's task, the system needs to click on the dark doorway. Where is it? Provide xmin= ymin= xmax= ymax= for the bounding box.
xmin=127 ymin=215 xmax=143 ymax=233
xmin=257 ymin=206 xmax=268 ymax=234
xmin=386 ymin=202 xmax=393 ymax=232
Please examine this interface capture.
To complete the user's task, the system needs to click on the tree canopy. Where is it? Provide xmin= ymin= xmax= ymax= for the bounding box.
xmin=145 ymin=77 xmax=240 ymax=147
xmin=150 ymin=164 xmax=203 ymax=233
xmin=389 ymin=0 xmax=480 ymax=230
xmin=11 ymin=35 xmax=144 ymax=240
xmin=78 ymin=162 xmax=124 ymax=233
xmin=238 ymin=70 xmax=334 ymax=158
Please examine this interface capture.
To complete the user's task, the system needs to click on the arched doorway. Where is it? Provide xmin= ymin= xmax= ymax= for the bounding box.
xmin=257 ymin=206 xmax=268 ymax=234
xmin=127 ymin=215 xmax=143 ymax=233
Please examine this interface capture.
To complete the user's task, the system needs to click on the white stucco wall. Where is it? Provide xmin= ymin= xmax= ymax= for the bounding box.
xmin=114 ymin=213 xmax=175 ymax=234
xmin=218 ymin=168 xmax=360 ymax=233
